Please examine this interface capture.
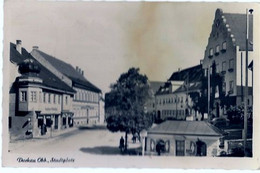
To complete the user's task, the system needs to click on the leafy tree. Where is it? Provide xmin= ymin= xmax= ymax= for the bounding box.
xmin=106 ymin=68 xmax=153 ymax=152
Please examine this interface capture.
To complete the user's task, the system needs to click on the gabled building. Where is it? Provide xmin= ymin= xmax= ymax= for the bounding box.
xmin=30 ymin=46 xmax=103 ymax=126
xmin=145 ymin=120 xmax=223 ymax=156
xmin=9 ymin=41 xmax=75 ymax=141
xmin=155 ymin=64 xmax=203 ymax=121
xmin=202 ymin=9 xmax=253 ymax=117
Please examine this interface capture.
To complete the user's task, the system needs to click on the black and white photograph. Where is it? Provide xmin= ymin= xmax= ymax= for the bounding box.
xmin=2 ymin=0 xmax=260 ymax=169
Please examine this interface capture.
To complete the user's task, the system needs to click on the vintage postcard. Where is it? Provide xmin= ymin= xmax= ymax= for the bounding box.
xmin=2 ymin=0 xmax=260 ymax=169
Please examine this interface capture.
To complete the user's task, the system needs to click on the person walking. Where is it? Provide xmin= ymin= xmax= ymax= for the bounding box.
xmin=119 ymin=136 xmax=125 ymax=153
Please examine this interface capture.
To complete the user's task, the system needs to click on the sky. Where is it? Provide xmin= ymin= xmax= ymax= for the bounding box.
xmin=4 ymin=0 xmax=258 ymax=93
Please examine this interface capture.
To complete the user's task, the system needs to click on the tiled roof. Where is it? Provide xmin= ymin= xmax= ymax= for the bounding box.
xmin=149 ymin=81 xmax=164 ymax=94
xmin=173 ymin=82 xmax=202 ymax=94
xmin=156 ymin=82 xmax=172 ymax=95
xmin=148 ymin=120 xmax=222 ymax=137
xmin=223 ymin=13 xmax=253 ymax=51
xmin=10 ymin=43 xmax=75 ymax=94
xmin=168 ymin=64 xmax=203 ymax=82
xmin=35 ymin=50 xmax=101 ymax=93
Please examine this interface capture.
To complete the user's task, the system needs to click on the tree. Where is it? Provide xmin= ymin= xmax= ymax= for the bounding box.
xmin=106 ymin=68 xmax=153 ymax=152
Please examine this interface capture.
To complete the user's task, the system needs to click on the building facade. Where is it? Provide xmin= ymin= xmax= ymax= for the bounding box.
xmin=145 ymin=121 xmax=222 ymax=156
xmin=155 ymin=64 xmax=204 ymax=121
xmin=202 ymin=9 xmax=253 ymax=117
xmin=9 ymin=40 xmax=104 ymax=141
xmin=30 ymin=46 xmax=103 ymax=126
xmin=9 ymin=41 xmax=75 ymax=141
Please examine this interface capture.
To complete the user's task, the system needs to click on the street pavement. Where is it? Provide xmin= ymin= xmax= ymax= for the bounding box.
xmin=8 ymin=125 xmax=142 ymax=156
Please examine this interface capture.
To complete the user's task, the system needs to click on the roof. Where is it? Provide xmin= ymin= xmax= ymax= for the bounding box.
xmin=10 ymin=42 xmax=75 ymax=94
xmin=173 ymin=82 xmax=202 ymax=94
xmin=223 ymin=12 xmax=253 ymax=51
xmin=156 ymin=82 xmax=172 ymax=95
xmin=35 ymin=50 xmax=101 ymax=93
xmin=148 ymin=120 xmax=222 ymax=137
xmin=168 ymin=64 xmax=203 ymax=82
xmin=149 ymin=81 xmax=164 ymax=94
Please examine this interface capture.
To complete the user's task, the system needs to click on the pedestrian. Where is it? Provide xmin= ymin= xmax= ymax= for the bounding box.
xmin=119 ymin=136 xmax=125 ymax=153
xmin=156 ymin=143 xmax=161 ymax=156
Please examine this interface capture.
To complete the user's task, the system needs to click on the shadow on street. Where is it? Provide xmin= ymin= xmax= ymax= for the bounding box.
xmin=79 ymin=146 xmax=121 ymax=155
xmin=78 ymin=125 xmax=107 ymax=131
xmin=79 ymin=146 xmax=142 ymax=156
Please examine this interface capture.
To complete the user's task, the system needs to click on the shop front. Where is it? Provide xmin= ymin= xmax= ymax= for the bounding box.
xmin=146 ymin=121 xmax=223 ymax=156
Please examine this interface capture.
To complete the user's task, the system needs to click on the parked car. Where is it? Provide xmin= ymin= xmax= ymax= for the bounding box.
xmin=211 ymin=117 xmax=230 ymax=128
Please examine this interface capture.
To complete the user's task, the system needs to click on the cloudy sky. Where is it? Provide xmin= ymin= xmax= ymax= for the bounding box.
xmin=4 ymin=0 xmax=257 ymax=93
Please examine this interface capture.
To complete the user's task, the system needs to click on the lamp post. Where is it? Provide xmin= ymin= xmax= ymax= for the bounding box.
xmin=140 ymin=129 xmax=147 ymax=156
xmin=243 ymin=8 xmax=253 ymax=157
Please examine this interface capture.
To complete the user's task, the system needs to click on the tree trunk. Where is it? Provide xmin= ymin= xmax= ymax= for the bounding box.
xmin=201 ymin=112 xmax=204 ymax=121
xmin=125 ymin=132 xmax=128 ymax=152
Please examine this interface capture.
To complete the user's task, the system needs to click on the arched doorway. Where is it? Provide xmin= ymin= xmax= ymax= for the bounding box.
xmin=196 ymin=139 xmax=207 ymax=156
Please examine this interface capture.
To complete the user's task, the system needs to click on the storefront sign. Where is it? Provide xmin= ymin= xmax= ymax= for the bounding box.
xmin=45 ymin=107 xmax=58 ymax=111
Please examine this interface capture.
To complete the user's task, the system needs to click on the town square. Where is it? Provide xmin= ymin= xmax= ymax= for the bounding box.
xmin=2 ymin=1 xmax=259 ymax=169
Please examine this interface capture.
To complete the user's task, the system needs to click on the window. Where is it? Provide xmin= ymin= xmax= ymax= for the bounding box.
xmin=229 ymin=81 xmax=234 ymax=94
xmin=53 ymin=94 xmax=56 ymax=104
xmin=30 ymin=91 xmax=37 ymax=102
xmin=150 ymin=139 xmax=155 ymax=151
xmin=215 ymin=45 xmax=220 ymax=55
xmin=48 ymin=93 xmax=51 ymax=103
xmin=229 ymin=59 xmax=234 ymax=72
xmin=39 ymin=91 xmax=42 ymax=103
xmin=20 ymin=91 xmax=27 ymax=102
xmin=216 ymin=64 xmax=219 ymax=73
xmin=222 ymin=82 xmax=226 ymax=92
xmin=176 ymin=140 xmax=185 ymax=156
xmin=209 ymin=48 xmax=213 ymax=57
xmin=58 ymin=95 xmax=60 ymax=104
xmin=222 ymin=61 xmax=226 ymax=72
xmin=43 ymin=93 xmax=46 ymax=103
xmin=165 ymin=141 xmax=170 ymax=152
xmin=65 ymin=96 xmax=68 ymax=105
xmin=222 ymin=41 xmax=227 ymax=51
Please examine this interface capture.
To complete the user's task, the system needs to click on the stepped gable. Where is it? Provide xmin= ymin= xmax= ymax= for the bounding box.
xmin=211 ymin=8 xmax=253 ymax=51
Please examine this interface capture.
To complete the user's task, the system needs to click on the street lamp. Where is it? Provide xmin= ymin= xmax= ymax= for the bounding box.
xmin=243 ymin=8 xmax=253 ymax=157
xmin=140 ymin=129 xmax=147 ymax=156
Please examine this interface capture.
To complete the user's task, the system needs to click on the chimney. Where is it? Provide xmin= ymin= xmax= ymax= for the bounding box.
xmin=78 ymin=68 xmax=81 ymax=74
xmin=81 ymin=70 xmax=84 ymax=76
xmin=32 ymin=46 xmax=39 ymax=50
xmin=76 ymin=66 xmax=79 ymax=72
xmin=16 ymin=40 xmax=22 ymax=54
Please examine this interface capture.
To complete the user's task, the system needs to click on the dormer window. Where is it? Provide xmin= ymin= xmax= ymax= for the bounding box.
xmin=215 ymin=45 xmax=220 ymax=55
xmin=209 ymin=48 xmax=213 ymax=58
xmin=222 ymin=41 xmax=227 ymax=52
